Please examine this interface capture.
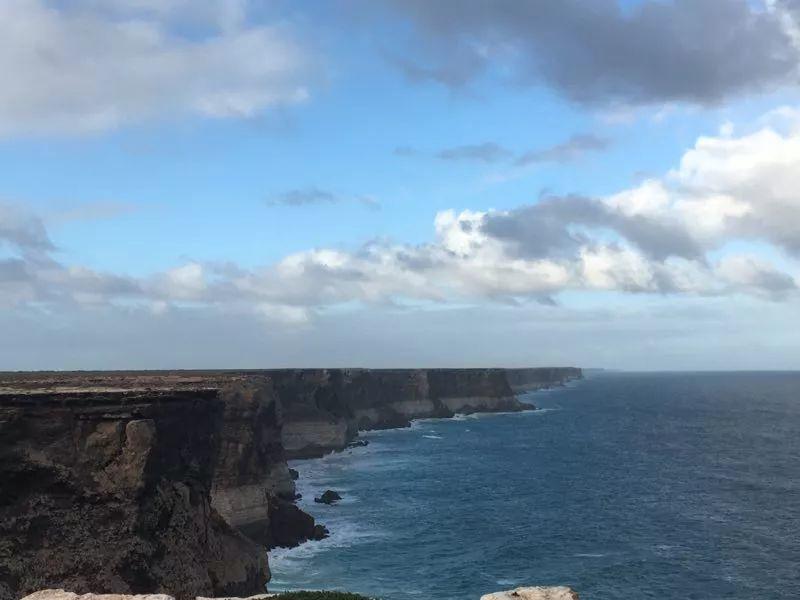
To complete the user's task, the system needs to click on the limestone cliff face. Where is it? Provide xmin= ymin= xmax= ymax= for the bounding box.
xmin=504 ymin=367 xmax=582 ymax=392
xmin=0 ymin=367 xmax=582 ymax=600
xmin=269 ymin=368 xmax=582 ymax=459
xmin=210 ymin=378 xmax=294 ymax=544
xmin=267 ymin=370 xmax=355 ymax=460
xmin=0 ymin=388 xmax=268 ymax=600
xmin=209 ymin=378 xmax=325 ymax=550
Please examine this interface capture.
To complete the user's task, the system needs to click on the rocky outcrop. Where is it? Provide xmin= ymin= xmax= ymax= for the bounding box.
xmin=267 ymin=500 xmax=328 ymax=547
xmin=0 ymin=386 xmax=268 ymax=600
xmin=314 ymin=490 xmax=342 ymax=505
xmin=481 ymin=587 xmax=579 ymax=600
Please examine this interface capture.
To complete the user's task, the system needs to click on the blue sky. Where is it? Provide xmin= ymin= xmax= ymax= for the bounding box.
xmin=2 ymin=0 xmax=800 ymax=370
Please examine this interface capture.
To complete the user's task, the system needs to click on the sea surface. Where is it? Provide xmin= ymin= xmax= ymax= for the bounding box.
xmin=269 ymin=372 xmax=800 ymax=599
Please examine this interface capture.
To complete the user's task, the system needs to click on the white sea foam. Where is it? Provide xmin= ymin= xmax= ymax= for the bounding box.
xmin=269 ymin=520 xmax=388 ymax=573
xmin=422 ymin=434 xmax=443 ymax=439
xmin=520 ymin=407 xmax=561 ymax=415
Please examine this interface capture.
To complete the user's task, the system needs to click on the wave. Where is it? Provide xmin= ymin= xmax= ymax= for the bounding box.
xmin=422 ymin=434 xmax=443 ymax=439
xmin=269 ymin=521 xmax=389 ymax=576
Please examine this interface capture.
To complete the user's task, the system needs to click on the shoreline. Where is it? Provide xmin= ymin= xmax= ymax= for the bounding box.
xmin=0 ymin=368 xmax=581 ymax=600
xmin=268 ymin=381 xmax=583 ymax=591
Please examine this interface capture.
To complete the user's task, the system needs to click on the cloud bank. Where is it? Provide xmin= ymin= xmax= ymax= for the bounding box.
xmin=379 ymin=0 xmax=800 ymax=106
xmin=0 ymin=0 xmax=316 ymax=136
xmin=3 ymin=109 xmax=800 ymax=331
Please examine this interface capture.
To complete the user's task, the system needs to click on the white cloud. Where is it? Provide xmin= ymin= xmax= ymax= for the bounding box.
xmin=0 ymin=0 xmax=316 ymax=137
xmin=2 ymin=107 xmax=800 ymax=330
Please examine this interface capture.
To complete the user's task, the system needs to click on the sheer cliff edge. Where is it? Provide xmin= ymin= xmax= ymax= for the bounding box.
xmin=0 ymin=367 xmax=581 ymax=600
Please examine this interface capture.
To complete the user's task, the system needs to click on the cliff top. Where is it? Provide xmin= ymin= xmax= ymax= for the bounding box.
xmin=0 ymin=372 xmax=242 ymax=401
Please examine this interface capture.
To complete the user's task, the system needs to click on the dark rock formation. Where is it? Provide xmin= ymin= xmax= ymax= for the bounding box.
xmin=346 ymin=440 xmax=369 ymax=449
xmin=266 ymin=499 xmax=328 ymax=547
xmin=0 ymin=387 xmax=268 ymax=600
xmin=314 ymin=490 xmax=342 ymax=505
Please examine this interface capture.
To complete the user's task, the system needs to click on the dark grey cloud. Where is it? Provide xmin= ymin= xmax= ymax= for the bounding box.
xmin=778 ymin=0 xmax=800 ymax=17
xmin=437 ymin=142 xmax=512 ymax=162
xmin=402 ymin=133 xmax=609 ymax=165
xmin=0 ymin=259 xmax=31 ymax=283
xmin=266 ymin=188 xmax=380 ymax=209
xmin=516 ymin=134 xmax=610 ymax=166
xmin=382 ymin=0 xmax=799 ymax=105
xmin=482 ymin=195 xmax=705 ymax=261
xmin=748 ymin=268 xmax=797 ymax=294
xmin=481 ymin=196 xmax=596 ymax=259
xmin=0 ymin=206 xmax=54 ymax=252
xmin=266 ymin=188 xmax=338 ymax=207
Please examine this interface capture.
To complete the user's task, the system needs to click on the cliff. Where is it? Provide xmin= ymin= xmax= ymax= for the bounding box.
xmin=0 ymin=383 xmax=268 ymax=600
xmin=270 ymin=368 xmax=581 ymax=459
xmin=503 ymin=367 xmax=582 ymax=392
xmin=0 ymin=367 xmax=580 ymax=600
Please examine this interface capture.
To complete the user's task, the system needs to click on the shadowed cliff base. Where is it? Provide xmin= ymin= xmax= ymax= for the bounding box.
xmin=0 ymin=367 xmax=581 ymax=600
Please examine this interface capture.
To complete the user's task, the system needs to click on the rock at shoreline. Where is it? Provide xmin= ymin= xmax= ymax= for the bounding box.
xmin=267 ymin=499 xmax=327 ymax=548
xmin=481 ymin=587 xmax=579 ymax=600
xmin=311 ymin=524 xmax=330 ymax=540
xmin=314 ymin=490 xmax=342 ymax=505
xmin=288 ymin=468 xmax=300 ymax=480
xmin=346 ymin=440 xmax=369 ymax=449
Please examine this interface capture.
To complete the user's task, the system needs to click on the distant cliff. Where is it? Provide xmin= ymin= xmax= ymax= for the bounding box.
xmin=0 ymin=367 xmax=580 ymax=600
xmin=272 ymin=368 xmax=581 ymax=459
xmin=504 ymin=367 xmax=582 ymax=392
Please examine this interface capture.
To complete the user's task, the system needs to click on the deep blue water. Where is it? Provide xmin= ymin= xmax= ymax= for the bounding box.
xmin=269 ymin=372 xmax=800 ymax=599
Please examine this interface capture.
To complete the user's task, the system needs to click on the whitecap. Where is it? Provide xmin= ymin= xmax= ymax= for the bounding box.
xmin=268 ymin=521 xmax=389 ymax=571
xmin=422 ymin=434 xmax=443 ymax=439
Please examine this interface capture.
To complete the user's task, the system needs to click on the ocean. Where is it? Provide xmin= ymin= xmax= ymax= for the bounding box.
xmin=268 ymin=372 xmax=800 ymax=599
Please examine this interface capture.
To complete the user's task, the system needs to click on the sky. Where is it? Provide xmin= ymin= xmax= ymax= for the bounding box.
xmin=2 ymin=0 xmax=800 ymax=371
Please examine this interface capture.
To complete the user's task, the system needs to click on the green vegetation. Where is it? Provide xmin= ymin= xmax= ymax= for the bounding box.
xmin=273 ymin=592 xmax=375 ymax=600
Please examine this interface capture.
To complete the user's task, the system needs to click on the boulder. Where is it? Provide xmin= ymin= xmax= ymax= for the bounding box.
xmin=311 ymin=524 xmax=330 ymax=540
xmin=314 ymin=490 xmax=342 ymax=505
